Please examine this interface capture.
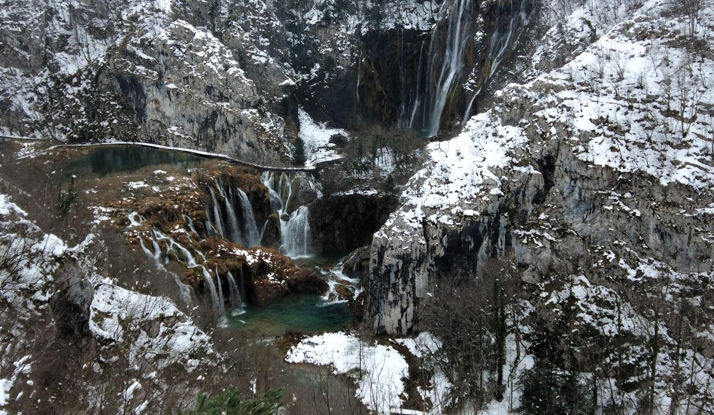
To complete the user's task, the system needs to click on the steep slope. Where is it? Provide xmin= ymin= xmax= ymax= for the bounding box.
xmin=0 ymin=194 xmax=217 ymax=413
xmin=1 ymin=0 xmax=535 ymax=163
xmin=367 ymin=0 xmax=714 ymax=408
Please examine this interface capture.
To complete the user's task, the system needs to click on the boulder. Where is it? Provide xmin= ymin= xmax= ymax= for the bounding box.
xmin=342 ymin=246 xmax=371 ymax=283
xmin=261 ymin=212 xmax=282 ymax=249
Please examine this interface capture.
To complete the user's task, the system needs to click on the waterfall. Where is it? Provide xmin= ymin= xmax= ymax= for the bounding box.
xmin=463 ymin=1 xmax=531 ymax=122
xmin=227 ymin=271 xmax=242 ymax=308
xmin=262 ymin=172 xmax=313 ymax=258
xmin=209 ymin=187 xmax=225 ymax=238
xmin=154 ymin=229 xmax=198 ymax=267
xmin=408 ymin=41 xmax=426 ymax=129
xmin=237 ymin=188 xmax=261 ymax=247
xmin=127 ymin=211 xmax=145 ymax=227
xmin=216 ymin=182 xmax=240 ymax=244
xmin=171 ymin=271 xmax=196 ymax=309
xmin=183 ymin=214 xmax=199 ymax=237
xmin=424 ymin=0 xmax=472 ymax=137
xmin=207 ymin=180 xmax=263 ymax=248
xmin=216 ymin=266 xmax=226 ymax=308
xmin=131 ymin=214 xmax=196 ymax=309
xmin=201 ymin=267 xmax=225 ymax=315
xmin=283 ymin=206 xmax=312 ymax=257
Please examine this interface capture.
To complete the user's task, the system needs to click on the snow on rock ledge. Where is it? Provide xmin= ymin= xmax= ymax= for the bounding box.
xmin=286 ymin=332 xmax=409 ymax=414
xmin=89 ymin=284 xmax=214 ymax=372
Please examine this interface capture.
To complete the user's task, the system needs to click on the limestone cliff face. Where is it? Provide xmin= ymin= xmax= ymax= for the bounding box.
xmin=366 ymin=1 xmax=714 ymax=334
xmin=0 ymin=0 xmax=294 ymax=163
xmin=1 ymin=0 xmax=535 ymax=159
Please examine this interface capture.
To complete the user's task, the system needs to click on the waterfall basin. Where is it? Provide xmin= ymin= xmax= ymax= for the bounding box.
xmin=228 ymin=294 xmax=354 ymax=337
xmin=229 ymin=253 xmax=359 ymax=337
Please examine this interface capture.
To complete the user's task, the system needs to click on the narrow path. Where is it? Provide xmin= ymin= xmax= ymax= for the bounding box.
xmin=0 ymin=135 xmax=316 ymax=172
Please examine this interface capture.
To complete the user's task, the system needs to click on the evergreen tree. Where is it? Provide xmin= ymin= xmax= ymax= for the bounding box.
xmin=186 ymin=388 xmax=282 ymax=415
xmin=293 ymin=137 xmax=306 ymax=165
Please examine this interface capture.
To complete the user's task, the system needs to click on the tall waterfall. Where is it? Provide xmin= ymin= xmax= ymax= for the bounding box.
xmin=425 ymin=0 xmax=472 ymax=137
xmin=463 ymin=0 xmax=532 ymax=121
xmin=400 ymin=0 xmax=532 ymax=135
xmin=405 ymin=0 xmax=473 ymax=137
xmin=237 ymin=188 xmax=261 ymax=247
xmin=261 ymin=172 xmax=313 ymax=258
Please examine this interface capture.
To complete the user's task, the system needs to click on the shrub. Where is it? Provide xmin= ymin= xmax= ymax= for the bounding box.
xmin=185 ymin=388 xmax=283 ymax=415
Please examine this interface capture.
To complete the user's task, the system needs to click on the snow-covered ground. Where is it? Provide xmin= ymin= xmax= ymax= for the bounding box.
xmin=298 ymin=108 xmax=348 ymax=167
xmin=287 ymin=331 xmax=453 ymax=415
xmin=0 ymin=193 xmax=215 ymax=412
xmin=287 ymin=331 xmax=409 ymax=414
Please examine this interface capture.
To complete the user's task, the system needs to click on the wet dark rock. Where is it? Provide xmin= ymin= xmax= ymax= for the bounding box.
xmin=286 ymin=175 xmax=320 ymax=214
xmin=261 ymin=212 xmax=282 ymax=249
xmin=329 ymin=134 xmax=349 ymax=147
xmin=308 ymin=194 xmax=399 ymax=255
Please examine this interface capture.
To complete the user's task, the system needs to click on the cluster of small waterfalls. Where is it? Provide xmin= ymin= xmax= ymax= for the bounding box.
xmin=129 ymin=172 xmax=316 ymax=316
xmin=206 ymin=182 xmax=262 ymax=247
xmin=131 ymin=211 xmax=243 ymax=316
xmin=204 ymin=172 xmax=313 ymax=257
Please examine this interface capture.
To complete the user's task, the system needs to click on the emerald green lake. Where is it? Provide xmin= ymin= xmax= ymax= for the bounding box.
xmin=229 ymin=294 xmax=354 ymax=336
xmin=67 ymin=145 xmax=203 ymax=176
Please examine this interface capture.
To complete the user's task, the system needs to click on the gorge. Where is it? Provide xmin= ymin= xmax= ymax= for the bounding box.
xmin=1 ymin=0 xmax=713 ymax=414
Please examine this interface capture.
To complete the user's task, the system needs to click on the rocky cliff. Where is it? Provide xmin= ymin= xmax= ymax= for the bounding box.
xmin=366 ymin=0 xmax=714 ymax=336
xmin=1 ymin=0 xmax=535 ymax=163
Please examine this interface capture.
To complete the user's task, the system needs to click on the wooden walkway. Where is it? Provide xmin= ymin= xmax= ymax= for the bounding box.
xmin=0 ymin=136 xmax=316 ymax=172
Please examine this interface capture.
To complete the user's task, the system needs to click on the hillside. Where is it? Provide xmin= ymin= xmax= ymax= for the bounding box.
xmin=0 ymin=0 xmax=713 ymax=414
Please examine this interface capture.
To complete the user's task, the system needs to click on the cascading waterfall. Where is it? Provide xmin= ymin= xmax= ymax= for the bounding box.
xmin=207 ymin=181 xmax=263 ymax=248
xmin=222 ymin=185 xmax=242 ymax=243
xmin=183 ymin=214 xmax=199 ymax=237
xmin=215 ymin=266 xmax=226 ymax=308
xmin=171 ymin=272 xmax=197 ymax=309
xmin=261 ymin=172 xmax=313 ymax=258
xmin=237 ymin=188 xmax=261 ymax=247
xmin=227 ymin=271 xmax=242 ymax=308
xmin=283 ymin=206 xmax=312 ymax=258
xmin=133 ymin=216 xmax=196 ymax=308
xmin=201 ymin=267 xmax=225 ymax=315
xmin=209 ymin=187 xmax=225 ymax=238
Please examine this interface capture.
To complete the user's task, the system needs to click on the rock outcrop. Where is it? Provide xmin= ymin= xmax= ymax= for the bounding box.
xmin=366 ymin=1 xmax=714 ymax=335
xmin=308 ymin=193 xmax=399 ymax=255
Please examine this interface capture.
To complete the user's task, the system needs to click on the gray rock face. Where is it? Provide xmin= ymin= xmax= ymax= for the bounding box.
xmin=365 ymin=2 xmax=714 ymax=335
xmin=0 ymin=0 xmax=536 ymax=161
